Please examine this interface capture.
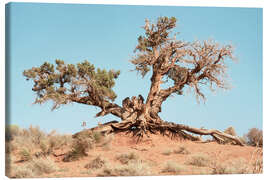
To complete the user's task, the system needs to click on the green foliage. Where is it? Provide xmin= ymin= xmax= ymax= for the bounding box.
xmin=23 ymin=60 xmax=120 ymax=110
xmin=131 ymin=17 xmax=177 ymax=77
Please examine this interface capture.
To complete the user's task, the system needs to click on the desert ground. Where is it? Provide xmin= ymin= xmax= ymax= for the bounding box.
xmin=5 ymin=125 xmax=263 ymax=178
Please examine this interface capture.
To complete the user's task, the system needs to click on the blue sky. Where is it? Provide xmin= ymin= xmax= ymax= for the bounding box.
xmin=6 ymin=3 xmax=262 ymax=136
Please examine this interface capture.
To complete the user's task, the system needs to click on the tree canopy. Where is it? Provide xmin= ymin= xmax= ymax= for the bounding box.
xmin=24 ymin=17 xmax=243 ymax=146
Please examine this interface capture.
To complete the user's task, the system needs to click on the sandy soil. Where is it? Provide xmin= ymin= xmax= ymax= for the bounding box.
xmin=10 ymin=132 xmax=263 ymax=178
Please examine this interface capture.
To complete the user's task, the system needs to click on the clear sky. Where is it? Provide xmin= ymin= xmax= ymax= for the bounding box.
xmin=6 ymin=2 xmax=262 ymax=136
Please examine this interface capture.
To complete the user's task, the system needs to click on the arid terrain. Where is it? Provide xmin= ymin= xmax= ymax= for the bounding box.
xmin=5 ymin=125 xmax=263 ymax=178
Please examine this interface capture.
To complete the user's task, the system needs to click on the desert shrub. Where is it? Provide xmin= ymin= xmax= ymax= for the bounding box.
xmin=28 ymin=125 xmax=46 ymax=145
xmin=212 ymin=158 xmax=251 ymax=174
xmin=19 ymin=147 xmax=32 ymax=162
xmin=224 ymin=126 xmax=237 ymax=136
xmin=101 ymin=134 xmax=114 ymax=150
xmin=8 ymin=157 xmax=58 ymax=178
xmin=92 ymin=131 xmax=102 ymax=143
xmin=39 ymin=139 xmax=51 ymax=156
xmin=186 ymin=153 xmax=210 ymax=167
xmin=223 ymin=126 xmax=238 ymax=144
xmin=174 ymin=146 xmax=190 ymax=155
xmin=98 ymin=161 xmax=151 ymax=176
xmin=5 ymin=142 xmax=15 ymax=154
xmin=9 ymin=165 xmax=35 ymax=178
xmin=116 ymin=152 xmax=138 ymax=164
xmin=162 ymin=149 xmax=172 ymax=156
xmin=29 ymin=157 xmax=59 ymax=175
xmin=162 ymin=161 xmax=185 ymax=173
xmin=48 ymin=133 xmax=73 ymax=150
xmin=5 ymin=154 xmax=13 ymax=176
xmin=5 ymin=124 xmax=21 ymax=141
xmin=246 ymin=128 xmax=263 ymax=147
xmin=63 ymin=136 xmax=94 ymax=162
xmin=80 ymin=170 xmax=92 ymax=175
xmin=85 ymin=156 xmax=106 ymax=169
xmin=252 ymin=158 xmax=263 ymax=173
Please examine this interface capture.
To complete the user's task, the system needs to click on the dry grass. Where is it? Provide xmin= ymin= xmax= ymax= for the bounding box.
xmin=162 ymin=161 xmax=185 ymax=173
xmin=246 ymin=128 xmax=263 ymax=147
xmin=162 ymin=149 xmax=172 ymax=156
xmin=7 ymin=157 xmax=58 ymax=178
xmin=19 ymin=147 xmax=32 ymax=162
xmin=29 ymin=157 xmax=59 ymax=175
xmin=186 ymin=153 xmax=210 ymax=167
xmin=173 ymin=146 xmax=190 ymax=155
xmin=212 ymin=158 xmax=252 ymax=174
xmin=98 ymin=161 xmax=151 ymax=176
xmin=116 ymin=152 xmax=139 ymax=164
xmin=85 ymin=156 xmax=106 ymax=169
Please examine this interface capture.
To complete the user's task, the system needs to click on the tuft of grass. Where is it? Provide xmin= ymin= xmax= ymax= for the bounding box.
xmin=162 ymin=161 xmax=185 ymax=173
xmin=116 ymin=152 xmax=139 ymax=164
xmin=80 ymin=170 xmax=92 ymax=175
xmin=212 ymin=158 xmax=252 ymax=174
xmin=173 ymin=146 xmax=190 ymax=155
xmin=101 ymin=134 xmax=114 ymax=150
xmin=7 ymin=157 xmax=58 ymax=178
xmin=186 ymin=153 xmax=210 ymax=167
xmin=98 ymin=161 xmax=151 ymax=177
xmin=92 ymin=131 xmax=102 ymax=143
xmin=85 ymin=156 xmax=106 ymax=169
xmin=19 ymin=147 xmax=32 ymax=162
xmin=8 ymin=165 xmax=35 ymax=178
xmin=162 ymin=149 xmax=172 ymax=156
xmin=5 ymin=124 xmax=21 ymax=141
xmin=63 ymin=136 xmax=94 ymax=162
xmin=29 ymin=157 xmax=59 ymax=175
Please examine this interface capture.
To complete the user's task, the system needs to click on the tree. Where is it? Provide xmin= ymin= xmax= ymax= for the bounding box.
xmin=23 ymin=16 xmax=244 ymax=146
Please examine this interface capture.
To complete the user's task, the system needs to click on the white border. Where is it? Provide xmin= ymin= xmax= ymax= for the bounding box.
xmin=1 ymin=1 xmax=268 ymax=180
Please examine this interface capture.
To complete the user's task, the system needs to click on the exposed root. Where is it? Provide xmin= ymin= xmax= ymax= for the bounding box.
xmin=73 ymin=120 xmax=244 ymax=146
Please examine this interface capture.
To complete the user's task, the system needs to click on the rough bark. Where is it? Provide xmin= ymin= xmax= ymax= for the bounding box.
xmin=73 ymin=119 xmax=244 ymax=146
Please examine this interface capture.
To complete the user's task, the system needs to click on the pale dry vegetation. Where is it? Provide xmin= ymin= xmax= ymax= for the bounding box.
xmin=5 ymin=124 xmax=263 ymax=178
xmin=162 ymin=161 xmax=186 ymax=173
xmin=7 ymin=157 xmax=58 ymax=178
xmin=186 ymin=153 xmax=210 ymax=167
xmin=98 ymin=161 xmax=151 ymax=177
xmin=116 ymin=152 xmax=139 ymax=164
